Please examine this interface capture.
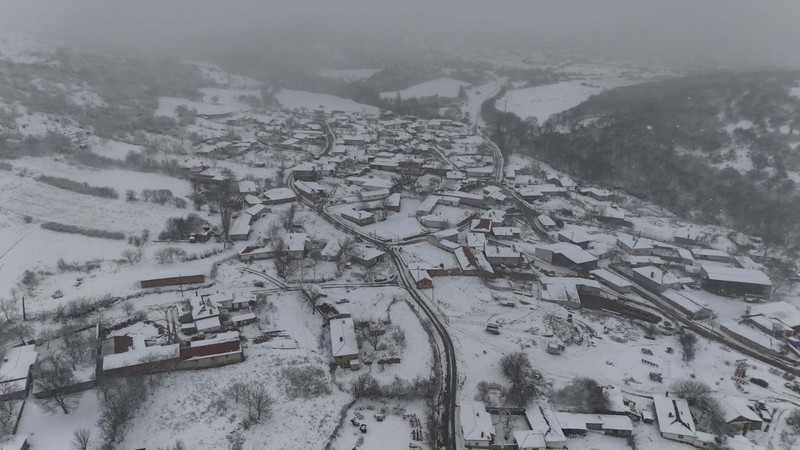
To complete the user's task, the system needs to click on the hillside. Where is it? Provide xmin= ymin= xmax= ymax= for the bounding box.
xmin=485 ymin=71 xmax=800 ymax=253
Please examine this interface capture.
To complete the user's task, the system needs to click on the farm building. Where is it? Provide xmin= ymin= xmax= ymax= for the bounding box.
xmin=383 ymin=192 xmax=402 ymax=212
xmin=523 ymin=402 xmax=567 ymax=448
xmin=284 ymin=233 xmax=307 ymax=260
xmin=179 ymin=331 xmax=244 ymax=369
xmin=661 ymin=289 xmax=713 ymax=320
xmin=483 ymin=243 xmax=522 ymax=267
xmin=140 ymin=273 xmax=205 ymax=289
xmin=341 ymin=208 xmax=376 ymax=226
xmin=455 ymin=246 xmax=495 ymax=276
xmin=719 ymin=397 xmax=762 ymax=434
xmin=536 ymin=214 xmax=557 ymax=231
xmin=692 ymin=248 xmax=735 ymax=263
xmin=350 ymin=246 xmax=385 ymax=267
xmin=441 ymin=190 xmax=484 ymax=207
xmin=632 ymin=266 xmax=686 ymax=294
xmin=700 ymin=265 xmax=772 ymax=298
xmin=460 ymin=402 xmax=495 ymax=447
xmin=534 ymin=243 xmax=598 ymax=271
xmin=229 ymin=214 xmax=252 ymax=241
xmin=558 ymin=230 xmax=593 ymax=249
xmin=0 ymin=345 xmax=37 ymax=400
xmin=189 ymin=294 xmax=223 ymax=333
xmin=652 ymin=394 xmax=716 ymax=448
xmin=554 ymin=412 xmax=633 ymax=438
xmin=590 ymin=269 xmax=632 ymax=294
xmin=238 ymin=180 xmax=259 ymax=196
xmin=294 ymin=180 xmax=327 ymax=198
xmin=329 ymin=317 xmax=359 ymax=368
xmin=263 ymin=187 xmax=296 ymax=205
xmin=243 ymin=204 xmax=269 ymax=224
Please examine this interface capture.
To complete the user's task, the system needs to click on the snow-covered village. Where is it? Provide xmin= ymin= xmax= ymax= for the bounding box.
xmin=3 ymin=2 xmax=800 ymax=450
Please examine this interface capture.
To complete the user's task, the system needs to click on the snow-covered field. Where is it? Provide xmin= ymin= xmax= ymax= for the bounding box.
xmin=380 ymin=77 xmax=470 ymax=100
xmin=495 ymin=81 xmax=603 ymax=122
xmin=318 ymin=68 xmax=381 ymax=81
xmin=276 ymin=89 xmax=379 ymax=115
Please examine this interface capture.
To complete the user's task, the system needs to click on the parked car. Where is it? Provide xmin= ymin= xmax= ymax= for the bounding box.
xmin=750 ymin=378 xmax=769 ymax=388
xmin=52 ymin=290 xmax=63 ymax=299
xmin=359 ymin=424 xmax=367 ymax=433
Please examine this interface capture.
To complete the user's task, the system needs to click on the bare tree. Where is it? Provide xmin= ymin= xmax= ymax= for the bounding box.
xmin=336 ymin=236 xmax=357 ymax=270
xmin=71 ymin=428 xmax=92 ymax=450
xmin=61 ymin=329 xmax=91 ymax=371
xmin=245 ymin=384 xmax=273 ymax=421
xmin=35 ymin=356 xmax=79 ymax=414
xmin=350 ymin=373 xmax=380 ymax=399
xmin=788 ymin=408 xmax=800 ymax=434
xmin=122 ymin=247 xmax=143 ymax=265
xmin=226 ymin=381 xmax=248 ymax=404
xmin=0 ymin=296 xmax=18 ymax=321
xmin=0 ymin=383 xmax=16 ymax=434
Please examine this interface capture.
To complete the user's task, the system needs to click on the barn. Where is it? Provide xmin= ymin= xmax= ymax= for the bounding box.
xmin=700 ymin=265 xmax=772 ymax=298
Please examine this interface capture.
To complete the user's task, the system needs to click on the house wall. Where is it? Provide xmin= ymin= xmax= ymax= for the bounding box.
xmin=701 ymin=278 xmax=771 ymax=298
xmin=140 ymin=275 xmax=205 ymax=288
xmin=177 ymin=352 xmax=243 ymax=370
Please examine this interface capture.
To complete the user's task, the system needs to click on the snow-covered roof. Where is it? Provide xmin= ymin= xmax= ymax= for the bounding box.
xmin=417 ymin=195 xmax=440 ymax=214
xmin=0 ymin=344 xmax=37 ymax=382
xmin=720 ymin=397 xmax=762 ymax=424
xmin=652 ymin=395 xmax=697 ymax=437
xmin=662 ymin=289 xmax=710 ymax=314
xmin=103 ymin=344 xmax=180 ymax=371
xmin=539 ymin=242 xmax=597 ymax=265
xmin=492 ymin=227 xmax=520 ymax=237
xmin=513 ymin=430 xmax=546 ymax=449
xmin=190 ymin=295 xmax=220 ymax=321
xmin=537 ymin=214 xmax=556 ymax=227
xmin=590 ymin=269 xmax=632 ymax=289
xmin=460 ymin=402 xmax=494 ymax=442
xmin=524 ymin=403 xmax=566 ymax=446
xmin=353 ymin=245 xmax=385 ymax=261
xmin=341 ymin=209 xmax=374 ymax=220
xmin=329 ymin=317 xmax=358 ymax=358
xmin=633 ymin=266 xmax=683 ymax=286
xmin=692 ymin=248 xmax=731 ymax=259
xmin=559 ymin=229 xmax=593 ymax=244
xmin=244 ymin=194 xmax=262 ymax=206
xmin=194 ymin=316 xmax=222 ymax=333
xmin=0 ymin=435 xmax=28 ymax=450
xmin=264 ymin=187 xmax=296 ymax=201
xmin=748 ymin=301 xmax=800 ymax=329
xmin=701 ymin=265 xmax=771 ymax=286
xmin=294 ymin=180 xmax=327 ymax=195
xmin=285 ymin=233 xmax=307 ymax=252
xmin=189 ymin=331 xmax=240 ymax=348
xmin=230 ymin=214 xmax=251 ymax=236
xmin=383 ymin=192 xmax=401 ymax=207
xmin=244 ymin=204 xmax=268 ymax=217
xmin=238 ymin=180 xmax=258 ymax=194
xmin=483 ymin=243 xmax=519 ymax=259
xmin=455 ymin=246 xmax=495 ymax=274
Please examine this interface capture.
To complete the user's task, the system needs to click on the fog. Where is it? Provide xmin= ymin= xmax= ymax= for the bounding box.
xmin=2 ymin=0 xmax=800 ymax=67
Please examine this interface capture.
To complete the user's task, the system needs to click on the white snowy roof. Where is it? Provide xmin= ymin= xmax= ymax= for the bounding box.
xmin=591 ymin=269 xmax=632 ymax=289
xmin=633 ymin=266 xmax=683 ymax=286
xmin=483 ymin=243 xmax=519 ymax=259
xmin=383 ymin=192 xmax=401 ymax=207
xmin=0 ymin=435 xmax=28 ymax=450
xmin=558 ymin=229 xmax=593 ymax=244
xmin=0 ymin=344 xmax=37 ymax=382
xmin=524 ymin=403 xmax=566 ymax=445
xmin=194 ymin=316 xmax=222 ymax=332
xmin=238 ymin=180 xmax=258 ymax=194
xmin=244 ymin=204 xmax=268 ymax=217
xmin=353 ymin=245 xmax=385 ymax=261
xmin=513 ymin=431 xmax=546 ymax=449
xmin=701 ymin=265 xmax=771 ymax=286
xmin=539 ymin=242 xmax=597 ymax=265
xmin=417 ymin=195 xmax=440 ymax=213
xmin=285 ymin=233 xmax=307 ymax=252
xmin=662 ymin=289 xmax=710 ymax=314
xmin=264 ymin=187 xmax=296 ymax=201
xmin=537 ymin=214 xmax=556 ymax=227
xmin=341 ymin=209 xmax=374 ymax=220
xmin=230 ymin=214 xmax=251 ymax=236
xmin=652 ymin=395 xmax=697 ymax=437
xmin=748 ymin=301 xmax=800 ymax=328
xmin=190 ymin=295 xmax=220 ymax=321
xmin=102 ymin=344 xmax=180 ymax=371
xmin=244 ymin=194 xmax=262 ymax=206
xmin=460 ymin=402 xmax=494 ymax=442
xmin=329 ymin=317 xmax=359 ymax=358
xmin=720 ymin=397 xmax=762 ymax=424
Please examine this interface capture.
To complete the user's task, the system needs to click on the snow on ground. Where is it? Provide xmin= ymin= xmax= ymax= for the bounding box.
xmin=87 ymin=137 xmax=143 ymax=161
xmin=0 ymin=32 xmax=60 ymax=64
xmin=16 ymin=390 xmax=102 ymax=449
xmin=330 ymin=400 xmax=428 ymax=450
xmin=276 ymin=89 xmax=379 ymax=116
xmin=187 ymin=61 xmax=263 ymax=89
xmin=318 ymin=68 xmax=381 ymax=81
xmin=465 ymin=78 xmax=505 ymax=127
xmin=156 ymin=89 xmax=257 ymax=118
xmin=15 ymin=110 xmax=83 ymax=137
xmin=380 ymin=77 xmax=470 ymax=100
xmin=495 ymin=81 xmax=603 ymax=122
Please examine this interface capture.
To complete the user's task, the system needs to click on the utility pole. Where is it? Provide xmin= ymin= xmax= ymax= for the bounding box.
xmin=21 ymin=295 xmax=26 ymax=321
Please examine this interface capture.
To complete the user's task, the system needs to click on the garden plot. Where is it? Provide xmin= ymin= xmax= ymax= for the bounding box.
xmin=330 ymin=400 xmax=428 ymax=450
xmin=16 ymin=390 xmax=102 ymax=449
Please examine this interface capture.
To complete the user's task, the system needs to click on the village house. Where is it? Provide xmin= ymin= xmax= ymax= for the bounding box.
xmin=238 ymin=180 xmax=259 ymax=196
xmin=492 ymin=226 xmax=521 ymax=239
xmin=554 ymin=412 xmax=633 ymax=438
xmin=590 ymin=268 xmax=633 ymax=294
xmin=229 ymin=214 xmax=251 ymax=241
xmin=578 ymin=187 xmax=614 ymax=201
xmin=483 ymin=243 xmax=522 ymax=267
xmin=558 ymin=230 xmax=593 ymax=249
xmin=700 ymin=265 xmax=772 ymax=298
xmin=358 ymin=188 xmax=391 ymax=202
xmin=263 ymin=187 xmax=297 ymax=205
xmin=632 ymin=266 xmax=686 ymax=294
xmin=284 ymin=233 xmax=307 ymax=260
xmin=719 ymin=397 xmax=763 ymax=434
xmin=652 ymin=394 xmax=716 ymax=448
xmin=179 ymin=331 xmax=244 ymax=370
xmin=243 ymin=194 xmax=262 ymax=207
xmin=188 ymin=294 xmax=223 ymax=333
xmin=294 ymin=180 xmax=327 ymax=199
xmin=470 ymin=218 xmax=493 ymax=234
xmin=522 ymin=402 xmax=567 ymax=449
xmin=0 ymin=345 xmax=37 ymax=400
xmin=416 ymin=195 xmax=440 ymax=218
xmin=536 ymin=214 xmax=558 ymax=231
xmin=341 ymin=208 xmax=376 ymax=226
xmin=383 ymin=192 xmax=402 ymax=212
xmin=441 ymin=190 xmax=484 ymax=207
xmin=535 ymin=242 xmax=598 ymax=271
xmin=243 ymin=204 xmax=269 ymax=224
xmin=455 ymin=246 xmax=495 ymax=276
xmin=329 ymin=317 xmax=359 ymax=369
xmin=351 ymin=246 xmax=385 ymax=267
xmin=460 ymin=402 xmax=495 ymax=447
xmin=239 ymin=244 xmax=279 ymax=262
xmin=661 ymin=289 xmax=714 ymax=320
xmin=291 ymin=162 xmax=318 ymax=181
xmin=596 ymin=207 xmax=633 ymax=227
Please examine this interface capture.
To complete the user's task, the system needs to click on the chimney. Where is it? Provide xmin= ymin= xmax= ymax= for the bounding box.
xmin=651 ymin=271 xmax=655 ymax=278
xmin=339 ymin=336 xmax=343 ymax=342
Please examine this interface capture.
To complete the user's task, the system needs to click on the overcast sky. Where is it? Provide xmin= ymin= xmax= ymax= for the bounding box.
xmin=1 ymin=0 xmax=799 ymax=66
